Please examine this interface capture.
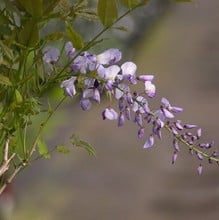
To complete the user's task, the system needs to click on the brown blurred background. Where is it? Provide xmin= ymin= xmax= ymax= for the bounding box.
xmin=11 ymin=1 xmax=219 ymax=219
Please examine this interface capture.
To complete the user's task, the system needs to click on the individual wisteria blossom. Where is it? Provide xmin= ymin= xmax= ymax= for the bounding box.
xmin=98 ymin=65 xmax=120 ymax=90
xmin=121 ymin=61 xmax=137 ymax=84
xmin=80 ymin=99 xmax=92 ymax=111
xmin=115 ymin=83 xmax=131 ymax=100
xmin=161 ymin=97 xmax=183 ymax=113
xmin=60 ymin=77 xmax=77 ymax=97
xmin=82 ymin=79 xmax=101 ymax=103
xmin=43 ymin=46 xmax=60 ymax=64
xmin=132 ymin=95 xmax=149 ymax=114
xmin=65 ymin=41 xmax=76 ymax=58
xmin=42 ymin=42 xmax=219 ymax=174
xmin=172 ymin=152 xmax=178 ymax=164
xmin=138 ymin=127 xmax=145 ymax=139
xmin=144 ymin=81 xmax=156 ymax=98
xmin=71 ymin=52 xmax=96 ymax=74
xmin=197 ymin=164 xmax=203 ymax=175
xmin=137 ymin=74 xmax=154 ymax=82
xmin=144 ymin=135 xmax=154 ymax=149
xmin=152 ymin=97 xmax=183 ymax=125
xmin=96 ymin=48 xmax=122 ymax=65
xmin=118 ymin=113 xmax=125 ymax=127
xmin=102 ymin=108 xmax=118 ymax=120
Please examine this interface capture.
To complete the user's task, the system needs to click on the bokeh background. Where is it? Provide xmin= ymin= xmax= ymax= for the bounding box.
xmin=8 ymin=0 xmax=219 ymax=219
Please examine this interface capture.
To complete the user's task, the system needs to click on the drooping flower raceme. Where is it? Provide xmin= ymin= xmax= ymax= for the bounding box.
xmin=43 ymin=41 xmax=218 ymax=174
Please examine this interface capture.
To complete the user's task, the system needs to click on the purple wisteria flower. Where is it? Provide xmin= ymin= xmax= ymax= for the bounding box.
xmin=97 ymin=65 xmax=120 ymax=90
xmin=43 ymin=47 xmax=60 ymax=64
xmin=161 ymin=97 xmax=183 ymax=113
xmin=172 ymin=152 xmax=178 ymax=164
xmin=118 ymin=113 xmax=125 ymax=127
xmin=137 ymin=75 xmax=154 ymax=82
xmin=138 ymin=127 xmax=145 ymax=139
xmin=121 ymin=61 xmax=137 ymax=84
xmin=96 ymin=48 xmax=122 ymax=65
xmin=197 ymin=164 xmax=203 ymax=175
xmin=60 ymin=77 xmax=77 ymax=97
xmin=132 ymin=96 xmax=149 ymax=114
xmin=80 ymin=99 xmax=92 ymax=111
xmin=115 ymin=83 xmax=131 ymax=100
xmin=82 ymin=88 xmax=100 ymax=103
xmin=144 ymin=135 xmax=154 ymax=149
xmin=102 ymin=108 xmax=118 ymax=120
xmin=42 ymin=43 xmax=218 ymax=174
xmin=152 ymin=98 xmax=183 ymax=125
xmin=82 ymin=78 xmax=101 ymax=103
xmin=144 ymin=81 xmax=156 ymax=98
xmin=71 ymin=52 xmax=96 ymax=74
xmin=65 ymin=41 xmax=76 ymax=58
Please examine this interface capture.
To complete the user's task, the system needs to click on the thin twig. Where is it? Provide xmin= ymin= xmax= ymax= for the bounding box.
xmin=0 ymin=163 xmax=24 ymax=195
xmin=0 ymin=139 xmax=16 ymax=177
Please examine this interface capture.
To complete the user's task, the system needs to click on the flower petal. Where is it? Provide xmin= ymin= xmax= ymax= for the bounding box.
xmin=102 ymin=108 xmax=118 ymax=120
xmin=143 ymin=135 xmax=154 ymax=149
xmin=145 ymin=81 xmax=156 ymax=98
xmin=60 ymin=77 xmax=77 ymax=97
xmin=121 ymin=61 xmax=137 ymax=78
xmin=43 ymin=47 xmax=60 ymax=64
xmin=97 ymin=48 xmax=122 ymax=65
xmin=65 ymin=41 xmax=76 ymax=58
xmin=104 ymin=65 xmax=120 ymax=81
xmin=137 ymin=75 xmax=154 ymax=82
xmin=80 ymin=99 xmax=92 ymax=111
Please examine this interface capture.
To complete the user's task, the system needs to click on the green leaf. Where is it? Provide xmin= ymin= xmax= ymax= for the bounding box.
xmin=119 ymin=0 xmax=149 ymax=9
xmin=15 ymin=89 xmax=23 ymax=104
xmin=37 ymin=139 xmax=50 ymax=158
xmin=0 ymin=25 xmax=12 ymax=36
xmin=55 ymin=0 xmax=72 ymax=17
xmin=0 ymin=12 xmax=12 ymax=26
xmin=0 ymin=41 xmax=14 ymax=61
xmin=65 ymin=21 xmax=84 ymax=49
xmin=18 ymin=19 xmax=39 ymax=47
xmin=75 ymin=9 xmax=99 ymax=21
xmin=0 ymin=75 xmax=12 ymax=86
xmin=71 ymin=134 xmax=96 ymax=156
xmin=97 ymin=0 xmax=118 ymax=27
xmin=16 ymin=0 xmax=43 ymax=17
xmin=56 ymin=145 xmax=71 ymax=154
xmin=43 ymin=0 xmax=62 ymax=14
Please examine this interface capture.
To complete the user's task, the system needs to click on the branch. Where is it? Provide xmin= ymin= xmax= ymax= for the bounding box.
xmin=0 ymin=139 xmax=15 ymax=177
xmin=0 ymin=163 xmax=24 ymax=195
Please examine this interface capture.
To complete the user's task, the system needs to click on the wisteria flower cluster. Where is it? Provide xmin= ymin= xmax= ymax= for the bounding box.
xmin=43 ymin=43 xmax=218 ymax=174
